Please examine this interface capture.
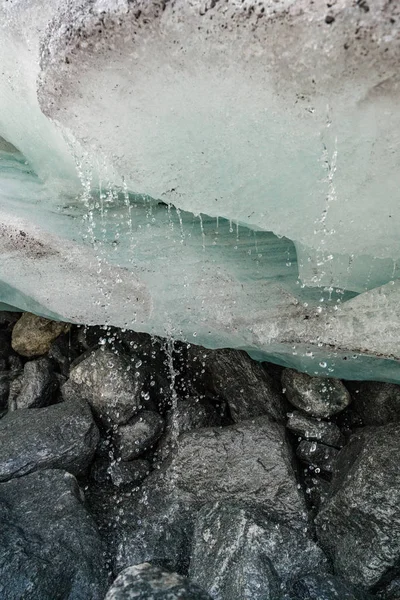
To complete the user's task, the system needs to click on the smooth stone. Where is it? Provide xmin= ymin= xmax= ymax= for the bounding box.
xmin=282 ymin=369 xmax=351 ymax=418
xmin=11 ymin=313 xmax=70 ymax=357
xmin=189 ymin=502 xmax=328 ymax=600
xmin=352 ymin=381 xmax=400 ymax=425
xmin=296 ymin=440 xmax=339 ymax=474
xmin=0 ymin=398 xmax=99 ymax=481
xmin=69 ymin=347 xmax=148 ymax=426
xmin=0 ymin=469 xmax=107 ymax=600
xmin=105 ymin=563 xmax=212 ymax=600
xmin=115 ymin=410 xmax=165 ymax=460
xmin=284 ymin=574 xmax=373 ymax=600
xmin=9 ymin=356 xmax=58 ymax=410
xmin=287 ymin=411 xmax=344 ymax=447
xmin=188 ymin=347 xmax=287 ymax=423
xmin=316 ymin=423 xmax=400 ymax=590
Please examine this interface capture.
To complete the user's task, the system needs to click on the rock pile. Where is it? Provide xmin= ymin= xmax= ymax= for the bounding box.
xmin=0 ymin=312 xmax=399 ymax=599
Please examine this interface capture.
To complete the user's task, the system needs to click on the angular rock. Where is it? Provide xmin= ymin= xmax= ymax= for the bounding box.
xmin=105 ymin=563 xmax=212 ymax=600
xmin=0 ymin=469 xmax=107 ymax=600
xmin=48 ymin=331 xmax=81 ymax=376
xmin=110 ymin=459 xmax=150 ymax=488
xmin=304 ymin=476 xmax=331 ymax=511
xmin=9 ymin=356 xmax=58 ymax=410
xmin=144 ymin=416 xmax=305 ymax=522
xmin=296 ymin=440 xmax=339 ymax=474
xmin=287 ymin=411 xmax=344 ymax=448
xmin=353 ymin=381 xmax=400 ymax=425
xmin=69 ymin=347 xmax=147 ymax=425
xmin=157 ymin=397 xmax=222 ymax=461
xmin=189 ymin=502 xmax=328 ymax=600
xmin=316 ymin=424 xmax=400 ymax=590
xmin=115 ymin=411 xmax=165 ymax=460
xmin=284 ymin=574 xmax=373 ymax=600
xmin=189 ymin=347 xmax=287 ymax=423
xmin=282 ymin=369 xmax=351 ymax=418
xmin=11 ymin=312 xmax=70 ymax=357
xmin=0 ymin=398 xmax=99 ymax=481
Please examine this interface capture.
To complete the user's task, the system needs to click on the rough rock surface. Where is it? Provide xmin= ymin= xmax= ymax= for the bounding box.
xmin=147 ymin=416 xmax=305 ymax=521
xmin=352 ymin=382 xmax=400 ymax=425
xmin=110 ymin=459 xmax=150 ymax=488
xmin=316 ymin=424 xmax=400 ymax=590
xmin=9 ymin=356 xmax=58 ymax=410
xmin=190 ymin=348 xmax=286 ymax=423
xmin=282 ymin=369 xmax=351 ymax=418
xmin=284 ymin=574 xmax=373 ymax=600
xmin=189 ymin=502 xmax=328 ymax=600
xmin=0 ymin=469 xmax=107 ymax=600
xmin=0 ymin=398 xmax=99 ymax=481
xmin=68 ymin=347 xmax=147 ymax=426
xmin=115 ymin=410 xmax=165 ymax=460
xmin=296 ymin=440 xmax=339 ymax=474
xmin=105 ymin=563 xmax=212 ymax=600
xmin=11 ymin=313 xmax=70 ymax=357
xmin=287 ymin=411 xmax=344 ymax=447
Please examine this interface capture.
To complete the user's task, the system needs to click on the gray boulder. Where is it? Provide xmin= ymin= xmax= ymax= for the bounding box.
xmin=110 ymin=459 xmax=150 ymax=488
xmin=352 ymin=381 xmax=400 ymax=425
xmin=287 ymin=411 xmax=344 ymax=447
xmin=284 ymin=574 xmax=373 ymax=600
xmin=114 ymin=410 xmax=164 ymax=460
xmin=68 ymin=347 xmax=147 ymax=426
xmin=9 ymin=357 xmax=58 ymax=410
xmin=282 ymin=369 xmax=351 ymax=418
xmin=0 ymin=398 xmax=99 ymax=481
xmin=189 ymin=347 xmax=287 ymax=423
xmin=189 ymin=502 xmax=328 ymax=600
xmin=316 ymin=423 xmax=400 ymax=590
xmin=296 ymin=440 xmax=339 ymax=474
xmin=105 ymin=563 xmax=212 ymax=600
xmin=0 ymin=469 xmax=107 ymax=599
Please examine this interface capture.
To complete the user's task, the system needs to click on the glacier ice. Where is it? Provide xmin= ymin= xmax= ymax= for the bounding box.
xmin=0 ymin=0 xmax=400 ymax=381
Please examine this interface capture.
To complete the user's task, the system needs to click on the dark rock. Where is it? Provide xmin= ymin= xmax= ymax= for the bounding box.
xmin=282 ymin=369 xmax=351 ymax=418
xmin=296 ymin=440 xmax=339 ymax=474
xmin=0 ymin=311 xmax=20 ymax=329
xmin=11 ymin=313 xmax=70 ymax=357
xmin=0 ymin=469 xmax=107 ymax=600
xmin=284 ymin=574 xmax=373 ymax=600
xmin=189 ymin=347 xmax=287 ymax=423
xmin=48 ymin=331 xmax=81 ymax=376
xmin=0 ymin=329 xmax=13 ymax=360
xmin=115 ymin=411 xmax=165 ymax=460
xmin=68 ymin=347 xmax=148 ymax=426
xmin=287 ymin=410 xmax=344 ymax=447
xmin=104 ymin=563 xmax=212 ymax=600
xmin=143 ymin=416 xmax=305 ymax=522
xmin=157 ymin=397 xmax=222 ymax=461
xmin=0 ymin=372 xmax=9 ymax=408
xmin=352 ymin=381 xmax=400 ymax=425
xmin=376 ymin=578 xmax=400 ymax=599
xmin=304 ymin=475 xmax=331 ymax=510
xmin=9 ymin=357 xmax=58 ymax=410
xmin=110 ymin=459 xmax=150 ymax=487
xmin=316 ymin=423 xmax=400 ymax=590
xmin=189 ymin=502 xmax=328 ymax=600
xmin=0 ymin=398 xmax=99 ymax=481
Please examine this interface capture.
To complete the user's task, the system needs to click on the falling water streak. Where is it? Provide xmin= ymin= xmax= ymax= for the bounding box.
xmin=122 ymin=178 xmax=133 ymax=235
xmin=199 ymin=214 xmax=206 ymax=252
xmin=175 ymin=207 xmax=185 ymax=241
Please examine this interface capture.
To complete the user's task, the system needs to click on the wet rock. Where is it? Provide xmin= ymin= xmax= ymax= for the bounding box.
xmin=110 ymin=459 xmax=150 ymax=487
xmin=376 ymin=579 xmax=400 ymax=600
xmin=105 ymin=563 xmax=212 ymax=600
xmin=0 ymin=329 xmax=13 ymax=360
xmin=143 ymin=416 xmax=305 ymax=522
xmin=157 ymin=397 xmax=222 ymax=461
xmin=115 ymin=411 xmax=165 ymax=460
xmin=11 ymin=312 xmax=70 ymax=357
xmin=189 ymin=502 xmax=328 ymax=600
xmin=284 ymin=574 xmax=373 ymax=600
xmin=0 ymin=311 xmax=20 ymax=329
xmin=9 ymin=357 xmax=58 ymax=410
xmin=296 ymin=440 xmax=339 ymax=474
xmin=0 ymin=469 xmax=107 ymax=600
xmin=189 ymin=347 xmax=287 ymax=423
xmin=48 ymin=331 xmax=81 ymax=376
xmin=68 ymin=347 xmax=148 ymax=426
xmin=352 ymin=381 xmax=400 ymax=425
xmin=0 ymin=372 xmax=9 ymax=408
xmin=282 ymin=369 xmax=351 ymax=418
xmin=287 ymin=411 xmax=344 ymax=447
xmin=0 ymin=398 xmax=99 ymax=481
xmin=316 ymin=423 xmax=400 ymax=590
xmin=304 ymin=476 xmax=331 ymax=510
